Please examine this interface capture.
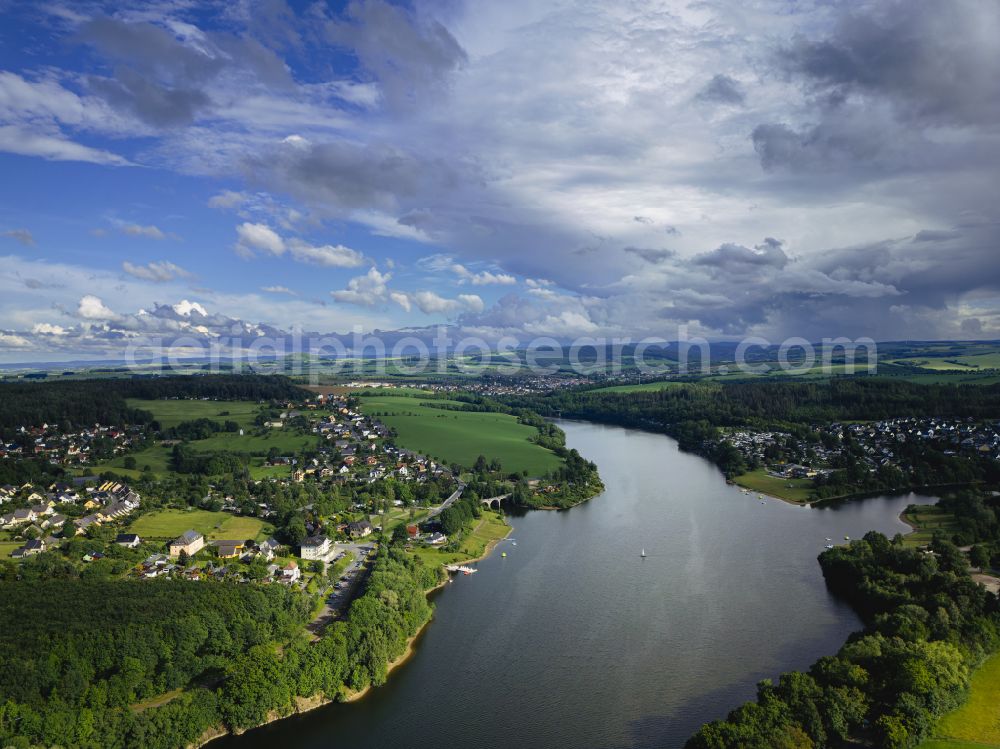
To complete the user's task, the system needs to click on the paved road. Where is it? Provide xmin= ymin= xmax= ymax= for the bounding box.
xmin=427 ymin=482 xmax=465 ymax=518
xmin=307 ymin=542 xmax=376 ymax=636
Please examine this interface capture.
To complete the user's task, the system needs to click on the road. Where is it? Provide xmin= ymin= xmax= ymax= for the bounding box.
xmin=427 ymin=482 xmax=465 ymax=518
xmin=307 ymin=542 xmax=376 ymax=636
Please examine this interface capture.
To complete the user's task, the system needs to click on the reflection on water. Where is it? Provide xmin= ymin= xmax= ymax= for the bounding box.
xmin=219 ymin=421 xmax=935 ymax=749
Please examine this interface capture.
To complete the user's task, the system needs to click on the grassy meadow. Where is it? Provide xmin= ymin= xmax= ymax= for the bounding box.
xmin=129 ymin=509 xmax=273 ymax=542
xmin=732 ymin=468 xmax=815 ymax=503
xmin=359 ymin=395 xmax=561 ymax=476
xmin=918 ymin=653 xmax=1000 ymax=748
xmin=125 ymin=398 xmax=265 ymax=428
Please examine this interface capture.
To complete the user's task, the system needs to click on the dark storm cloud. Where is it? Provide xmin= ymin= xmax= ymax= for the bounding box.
xmin=696 ymin=74 xmax=745 ymax=105
xmin=693 ymin=238 xmax=788 ymax=271
xmin=243 ymin=138 xmax=467 ymax=213
xmin=623 ymin=246 xmax=675 ymax=263
xmin=753 ymin=1 xmax=1000 ymax=176
xmin=324 ymin=0 xmax=467 ymax=109
xmin=777 ymin=0 xmax=1000 ymax=127
xmin=78 ymin=16 xmax=293 ymax=127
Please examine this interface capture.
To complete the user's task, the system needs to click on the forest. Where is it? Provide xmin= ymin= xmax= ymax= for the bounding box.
xmin=685 ymin=528 xmax=999 ymax=749
xmin=0 ymin=543 xmax=440 ymax=748
xmin=0 ymin=374 xmax=307 ymax=430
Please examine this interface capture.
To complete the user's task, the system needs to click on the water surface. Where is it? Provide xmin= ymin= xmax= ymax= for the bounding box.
xmin=220 ymin=421 xmax=934 ymax=749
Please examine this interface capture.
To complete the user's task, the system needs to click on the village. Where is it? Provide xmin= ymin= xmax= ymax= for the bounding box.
xmin=722 ymin=416 xmax=1000 ymax=483
xmin=0 ymin=391 xmax=472 ymax=604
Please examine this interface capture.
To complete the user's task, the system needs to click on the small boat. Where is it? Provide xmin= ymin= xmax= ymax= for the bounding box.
xmin=641 ymin=549 xmax=647 ymax=558
xmin=758 ymin=494 xmax=765 ymax=499
xmin=825 ymin=538 xmax=832 ymax=542
xmin=825 ymin=544 xmax=835 ymax=549
xmin=511 ymin=541 xmax=517 ymax=546
xmin=844 ymin=535 xmax=851 ymax=541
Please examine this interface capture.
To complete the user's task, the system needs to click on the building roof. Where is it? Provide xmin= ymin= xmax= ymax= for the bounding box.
xmin=172 ymin=530 xmax=203 ymax=546
xmin=301 ymin=534 xmax=329 ymax=547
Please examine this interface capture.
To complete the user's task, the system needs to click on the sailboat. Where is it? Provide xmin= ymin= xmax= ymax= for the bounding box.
xmin=641 ymin=548 xmax=647 ymax=558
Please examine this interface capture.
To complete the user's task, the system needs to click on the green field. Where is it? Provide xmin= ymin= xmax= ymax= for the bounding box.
xmin=732 ymin=468 xmax=815 ymax=503
xmin=92 ymin=428 xmax=315 ymax=479
xmin=126 ymin=399 xmax=265 ymax=428
xmin=591 ymin=380 xmax=683 ymax=394
xmin=129 ymin=509 xmax=273 ymax=542
xmin=918 ymin=653 xmax=1000 ymax=748
xmin=0 ymin=540 xmax=21 ymax=559
xmin=900 ymin=504 xmax=960 ymax=547
xmin=359 ymin=395 xmax=561 ymax=476
xmin=408 ymin=511 xmax=511 ymax=566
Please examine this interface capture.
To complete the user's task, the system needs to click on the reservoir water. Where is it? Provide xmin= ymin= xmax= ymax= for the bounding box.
xmin=220 ymin=420 xmax=936 ymax=749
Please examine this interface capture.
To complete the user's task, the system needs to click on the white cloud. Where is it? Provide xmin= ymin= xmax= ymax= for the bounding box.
xmin=261 ymin=285 xmax=298 ymax=296
xmin=171 ymin=300 xmax=208 ymax=317
xmin=235 ymin=224 xmax=364 ymax=267
xmin=331 ymin=267 xmax=392 ymax=307
xmin=0 ymin=332 xmax=32 ymax=348
xmin=389 ymin=291 xmax=412 ymax=312
xmin=410 ymin=290 xmax=485 ymax=315
xmin=120 ymin=223 xmax=168 ymax=240
xmin=122 ymin=260 xmax=193 ymax=282
xmin=235 ymin=222 xmax=286 ymax=256
xmin=0 ymin=125 xmax=132 ymax=166
xmin=287 ymin=239 xmax=365 ymax=267
xmin=77 ymin=294 xmax=117 ymax=320
xmin=31 ymin=323 xmax=67 ymax=336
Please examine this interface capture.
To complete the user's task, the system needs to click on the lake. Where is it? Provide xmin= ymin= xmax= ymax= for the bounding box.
xmin=218 ymin=420 xmax=935 ymax=749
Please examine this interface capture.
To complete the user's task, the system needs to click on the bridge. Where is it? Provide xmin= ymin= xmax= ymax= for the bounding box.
xmin=480 ymin=494 xmax=510 ymax=510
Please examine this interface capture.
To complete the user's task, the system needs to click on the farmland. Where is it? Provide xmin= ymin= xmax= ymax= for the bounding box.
xmin=128 ymin=509 xmax=273 ymax=542
xmin=125 ymin=398 xmax=265 ymax=428
xmin=359 ymin=394 xmax=561 ymax=476
xmin=918 ymin=653 xmax=1000 ymax=749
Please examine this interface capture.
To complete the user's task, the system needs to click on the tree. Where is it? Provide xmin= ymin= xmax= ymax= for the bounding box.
xmin=969 ymin=544 xmax=990 ymax=569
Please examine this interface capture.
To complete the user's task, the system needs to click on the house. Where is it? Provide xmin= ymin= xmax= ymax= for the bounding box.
xmin=115 ymin=533 xmax=142 ymax=548
xmin=260 ymin=537 xmax=282 ymax=559
xmin=3 ymin=508 xmax=36 ymax=527
xmin=11 ymin=538 xmax=46 ymax=558
xmin=426 ymin=532 xmax=448 ymax=546
xmin=42 ymin=513 xmax=66 ymax=530
xmin=169 ymin=530 xmax=205 ymax=558
xmin=347 ymin=520 xmax=372 ymax=538
xmin=279 ymin=561 xmax=300 ymax=583
xmin=300 ymin=535 xmax=331 ymax=560
xmin=74 ymin=514 xmax=101 ymax=534
xmin=213 ymin=539 xmax=245 ymax=559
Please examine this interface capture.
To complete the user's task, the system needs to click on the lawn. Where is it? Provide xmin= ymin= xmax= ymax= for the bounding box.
xmin=91 ymin=430 xmax=316 ymax=479
xmin=126 ymin=399 xmax=264 ymax=429
xmin=359 ymin=395 xmax=561 ymax=476
xmin=919 ymin=653 xmax=1000 ymax=748
xmin=0 ymin=540 xmax=21 ymax=559
xmin=129 ymin=509 xmax=273 ymax=542
xmin=408 ymin=511 xmax=510 ymax=566
xmin=591 ymin=380 xmax=683 ymax=394
xmin=900 ymin=504 xmax=960 ymax=547
xmin=732 ymin=468 xmax=815 ymax=503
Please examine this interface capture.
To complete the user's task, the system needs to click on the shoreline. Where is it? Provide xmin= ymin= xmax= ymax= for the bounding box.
xmin=197 ymin=518 xmax=513 ymax=747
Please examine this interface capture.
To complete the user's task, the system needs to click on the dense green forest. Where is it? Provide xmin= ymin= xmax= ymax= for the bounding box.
xmin=0 ymin=544 xmax=440 ymax=748
xmin=685 ymin=527 xmax=999 ymax=749
xmin=506 ymin=379 xmax=1000 ymax=434
xmin=0 ymin=374 xmax=307 ymax=430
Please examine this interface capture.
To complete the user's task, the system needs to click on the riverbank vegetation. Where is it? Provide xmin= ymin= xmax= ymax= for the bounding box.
xmin=686 ymin=530 xmax=999 ymax=749
xmin=0 ymin=545 xmax=441 ymax=749
xmin=501 ymin=379 xmax=1000 ymax=501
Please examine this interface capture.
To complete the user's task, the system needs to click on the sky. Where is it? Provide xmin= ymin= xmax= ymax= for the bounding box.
xmin=0 ymin=0 xmax=998 ymax=360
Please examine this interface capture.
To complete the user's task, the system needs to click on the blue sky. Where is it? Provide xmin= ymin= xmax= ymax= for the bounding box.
xmin=0 ymin=0 xmax=998 ymax=360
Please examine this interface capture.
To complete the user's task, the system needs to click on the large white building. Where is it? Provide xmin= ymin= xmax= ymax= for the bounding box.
xmin=300 ymin=535 xmax=332 ymax=561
